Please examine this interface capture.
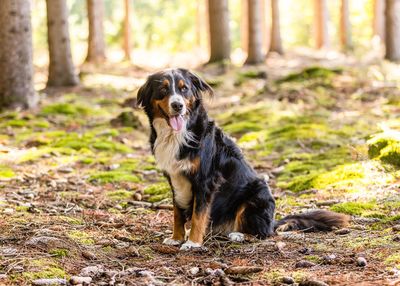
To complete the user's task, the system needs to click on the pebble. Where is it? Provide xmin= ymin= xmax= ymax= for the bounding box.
xmin=189 ymin=267 xmax=200 ymax=275
xmin=3 ymin=208 xmax=14 ymax=215
xmin=275 ymin=241 xmax=286 ymax=252
xmin=0 ymin=274 xmax=7 ymax=279
xmin=393 ymin=235 xmax=400 ymax=242
xmin=323 ymin=254 xmax=336 ymax=263
xmin=295 ymin=260 xmax=316 ymax=268
xmin=32 ymin=278 xmax=67 ymax=285
xmin=79 ymin=265 xmax=104 ymax=277
xmin=69 ymin=276 xmax=92 ymax=285
xmin=281 ymin=276 xmax=295 ymax=284
xmin=392 ymin=224 xmax=400 ymax=231
xmin=133 ymin=192 xmax=142 ymax=201
xmin=334 ymin=228 xmax=351 ymax=235
xmin=356 ymin=257 xmax=367 ymax=267
xmin=58 ymin=167 xmax=73 ymax=173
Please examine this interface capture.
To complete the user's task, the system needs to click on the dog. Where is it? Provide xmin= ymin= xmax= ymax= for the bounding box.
xmin=137 ymin=68 xmax=350 ymax=250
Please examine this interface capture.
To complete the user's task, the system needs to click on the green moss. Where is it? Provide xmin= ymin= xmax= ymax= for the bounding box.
xmin=0 ymin=165 xmax=15 ymax=179
xmin=304 ymin=255 xmax=322 ymax=263
xmin=107 ymin=189 xmax=132 ymax=201
xmin=330 ymin=201 xmax=376 ymax=216
xmin=89 ymin=170 xmax=140 ymax=184
xmin=144 ymin=182 xmax=171 ymax=202
xmin=368 ymin=131 xmax=400 ymax=167
xmin=41 ymin=103 xmax=93 ymax=116
xmin=385 ymin=254 xmax=400 ymax=268
xmin=49 ymin=248 xmax=69 ymax=258
xmin=223 ymin=121 xmax=263 ymax=134
xmin=6 ymin=119 xmax=27 ymax=127
xmin=281 ymin=163 xmax=364 ymax=192
xmin=59 ymin=216 xmax=83 ymax=225
xmin=21 ymin=259 xmax=68 ymax=280
xmin=277 ymin=66 xmax=342 ymax=83
xmin=67 ymin=230 xmax=94 ymax=245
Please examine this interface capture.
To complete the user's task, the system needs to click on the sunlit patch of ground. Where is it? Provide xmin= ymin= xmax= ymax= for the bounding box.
xmin=1 ymin=55 xmax=400 ymax=285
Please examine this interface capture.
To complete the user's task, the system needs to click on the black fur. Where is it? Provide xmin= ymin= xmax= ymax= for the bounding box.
xmin=137 ymin=68 xmax=349 ymax=241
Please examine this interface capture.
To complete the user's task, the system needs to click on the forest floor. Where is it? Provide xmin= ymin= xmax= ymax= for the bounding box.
xmin=1 ymin=52 xmax=400 ymax=285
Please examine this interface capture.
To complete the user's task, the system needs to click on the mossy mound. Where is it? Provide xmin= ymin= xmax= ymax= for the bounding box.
xmin=144 ymin=182 xmax=171 ymax=202
xmin=110 ymin=111 xmax=142 ymax=128
xmin=106 ymin=189 xmax=133 ymax=201
xmin=41 ymin=103 xmax=93 ymax=116
xmin=0 ymin=164 xmax=15 ymax=179
xmin=277 ymin=66 xmax=342 ymax=83
xmin=330 ymin=201 xmax=376 ymax=216
xmin=89 ymin=170 xmax=140 ymax=184
xmin=368 ymin=130 xmax=400 ymax=167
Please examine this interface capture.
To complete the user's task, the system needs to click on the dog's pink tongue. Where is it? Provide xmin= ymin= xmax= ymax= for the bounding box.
xmin=169 ymin=115 xmax=184 ymax=131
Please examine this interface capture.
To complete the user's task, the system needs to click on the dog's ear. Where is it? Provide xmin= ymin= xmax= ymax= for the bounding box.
xmin=185 ymin=70 xmax=214 ymax=99
xmin=137 ymin=76 xmax=153 ymax=108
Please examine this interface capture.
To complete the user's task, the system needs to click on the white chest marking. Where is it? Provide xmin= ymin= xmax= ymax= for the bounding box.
xmin=152 ymin=118 xmax=196 ymax=209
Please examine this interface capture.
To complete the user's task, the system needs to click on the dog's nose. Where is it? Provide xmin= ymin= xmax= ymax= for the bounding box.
xmin=171 ymin=101 xmax=183 ymax=112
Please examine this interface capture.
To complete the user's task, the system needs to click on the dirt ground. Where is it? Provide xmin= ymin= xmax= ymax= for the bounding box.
xmin=0 ymin=52 xmax=400 ymax=285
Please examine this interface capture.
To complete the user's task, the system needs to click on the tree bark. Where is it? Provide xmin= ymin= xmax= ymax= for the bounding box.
xmin=46 ymin=0 xmax=79 ymax=87
xmin=0 ymin=0 xmax=37 ymax=109
xmin=241 ymin=0 xmax=248 ymax=53
xmin=269 ymin=0 xmax=283 ymax=54
xmin=207 ymin=0 xmax=231 ymax=63
xmin=339 ymin=0 xmax=352 ymax=51
xmin=385 ymin=0 xmax=400 ymax=61
xmin=86 ymin=0 xmax=106 ymax=63
xmin=123 ymin=0 xmax=131 ymax=61
xmin=314 ymin=0 xmax=330 ymax=49
xmin=373 ymin=0 xmax=385 ymax=42
xmin=245 ymin=0 xmax=264 ymax=64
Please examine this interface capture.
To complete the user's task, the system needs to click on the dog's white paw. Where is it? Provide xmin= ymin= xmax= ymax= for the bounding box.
xmin=228 ymin=232 xmax=245 ymax=242
xmin=163 ymin=237 xmax=183 ymax=246
xmin=179 ymin=240 xmax=202 ymax=251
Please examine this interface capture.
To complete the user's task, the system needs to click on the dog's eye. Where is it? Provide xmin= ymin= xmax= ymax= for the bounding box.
xmin=160 ymin=87 xmax=168 ymax=94
xmin=181 ymin=86 xmax=188 ymax=93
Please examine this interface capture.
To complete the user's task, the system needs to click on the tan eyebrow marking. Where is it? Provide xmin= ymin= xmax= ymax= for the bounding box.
xmin=162 ymin=79 xmax=170 ymax=87
xmin=178 ymin=79 xmax=185 ymax=88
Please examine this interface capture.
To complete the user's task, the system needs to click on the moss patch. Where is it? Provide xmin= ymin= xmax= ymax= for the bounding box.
xmin=368 ymin=130 xmax=400 ymax=167
xmin=41 ymin=103 xmax=93 ymax=116
xmin=106 ymin=189 xmax=133 ymax=201
xmin=49 ymin=248 xmax=69 ymax=258
xmin=21 ymin=259 xmax=68 ymax=280
xmin=144 ymin=182 xmax=171 ymax=202
xmin=277 ymin=66 xmax=342 ymax=83
xmin=330 ymin=201 xmax=376 ymax=216
xmin=0 ymin=165 xmax=15 ymax=179
xmin=89 ymin=170 xmax=140 ymax=184
xmin=67 ymin=230 xmax=94 ymax=245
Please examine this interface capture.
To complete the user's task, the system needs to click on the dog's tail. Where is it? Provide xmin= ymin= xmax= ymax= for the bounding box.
xmin=274 ymin=210 xmax=350 ymax=232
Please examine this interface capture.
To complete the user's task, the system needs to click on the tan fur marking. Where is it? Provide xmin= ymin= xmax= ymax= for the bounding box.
xmin=234 ymin=204 xmax=246 ymax=232
xmin=178 ymin=79 xmax=185 ymax=88
xmin=189 ymin=199 xmax=210 ymax=244
xmin=162 ymin=79 xmax=170 ymax=87
xmin=172 ymin=205 xmax=185 ymax=241
xmin=152 ymin=96 xmax=170 ymax=118
xmin=190 ymin=156 xmax=200 ymax=173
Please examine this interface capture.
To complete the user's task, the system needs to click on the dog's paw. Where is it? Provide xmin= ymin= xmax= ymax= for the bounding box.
xmin=163 ymin=237 xmax=183 ymax=246
xmin=228 ymin=232 xmax=245 ymax=242
xmin=179 ymin=240 xmax=202 ymax=251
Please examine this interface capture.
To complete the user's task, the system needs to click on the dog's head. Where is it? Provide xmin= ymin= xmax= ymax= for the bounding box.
xmin=137 ymin=68 xmax=213 ymax=131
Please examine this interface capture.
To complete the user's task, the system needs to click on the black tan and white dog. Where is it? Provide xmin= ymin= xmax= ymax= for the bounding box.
xmin=137 ymin=68 xmax=349 ymax=251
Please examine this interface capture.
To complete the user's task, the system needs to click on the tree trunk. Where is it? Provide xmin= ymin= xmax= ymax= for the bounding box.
xmin=207 ymin=0 xmax=231 ymax=63
xmin=123 ymin=0 xmax=131 ymax=61
xmin=373 ymin=0 xmax=385 ymax=42
xmin=385 ymin=0 xmax=400 ymax=61
xmin=0 ymin=0 xmax=37 ymax=109
xmin=241 ymin=0 xmax=248 ymax=53
xmin=86 ymin=0 xmax=106 ymax=63
xmin=339 ymin=0 xmax=352 ymax=51
xmin=269 ymin=0 xmax=283 ymax=54
xmin=245 ymin=0 xmax=264 ymax=64
xmin=46 ymin=0 xmax=79 ymax=87
xmin=314 ymin=0 xmax=330 ymax=49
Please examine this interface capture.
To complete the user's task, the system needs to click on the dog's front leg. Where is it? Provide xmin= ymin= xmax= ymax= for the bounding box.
xmin=163 ymin=205 xmax=186 ymax=246
xmin=180 ymin=196 xmax=209 ymax=250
